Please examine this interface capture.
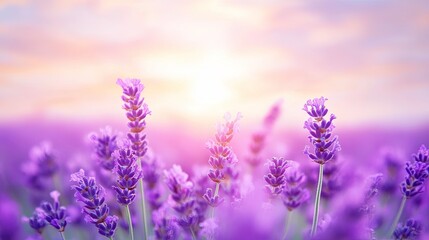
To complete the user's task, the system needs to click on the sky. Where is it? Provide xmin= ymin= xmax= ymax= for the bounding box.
xmin=1 ymin=0 xmax=429 ymax=130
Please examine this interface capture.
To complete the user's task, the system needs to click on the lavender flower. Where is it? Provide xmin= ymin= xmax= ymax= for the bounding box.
xmin=22 ymin=142 xmax=58 ymax=190
xmin=247 ymin=101 xmax=282 ymax=168
xmin=393 ymin=219 xmax=422 ymax=240
xmin=206 ymin=113 xmax=241 ymax=207
xmin=303 ymin=97 xmax=341 ymax=165
xmin=282 ymin=167 xmax=310 ymax=211
xmin=360 ymin=173 xmax=383 ymax=216
xmin=164 ymin=165 xmax=199 ymax=237
xmin=40 ymin=191 xmax=67 ymax=233
xmin=113 ymin=146 xmax=141 ymax=205
xmin=117 ymin=78 xmax=150 ymax=158
xmin=401 ymin=146 xmax=429 ymax=198
xmin=388 ymin=145 xmax=429 ymax=237
xmin=26 ymin=209 xmax=46 ymax=234
xmin=89 ymin=127 xmax=118 ymax=171
xmin=152 ymin=205 xmax=178 ymax=240
xmin=413 ymin=145 xmax=428 ymax=163
xmin=70 ymin=169 xmax=118 ymax=238
xmin=303 ymin=97 xmax=340 ymax=237
xmin=117 ymin=78 xmax=151 ymax=239
xmin=264 ymin=157 xmax=290 ymax=196
xmin=142 ymin=152 xmax=163 ymax=210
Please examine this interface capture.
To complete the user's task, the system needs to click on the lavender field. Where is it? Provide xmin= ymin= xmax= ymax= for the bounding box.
xmin=1 ymin=1 xmax=429 ymax=240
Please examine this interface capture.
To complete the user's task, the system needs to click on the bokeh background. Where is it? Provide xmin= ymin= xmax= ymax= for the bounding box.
xmin=1 ymin=1 xmax=429 ymax=239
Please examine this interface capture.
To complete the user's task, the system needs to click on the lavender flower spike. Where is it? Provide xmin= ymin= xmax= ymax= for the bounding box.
xmin=303 ymin=97 xmax=340 ymax=237
xmin=113 ymin=146 xmax=141 ymax=205
xmin=388 ymin=145 xmax=429 ymax=237
xmin=89 ymin=127 xmax=118 ymax=171
xmin=303 ymin=97 xmax=341 ymax=165
xmin=25 ymin=209 xmax=46 ymax=234
xmin=117 ymin=78 xmax=151 ymax=158
xmin=71 ymin=169 xmax=118 ymax=239
xmin=282 ymin=167 xmax=310 ymax=211
xmin=164 ymin=165 xmax=200 ymax=239
xmin=393 ymin=219 xmax=422 ymax=240
xmin=40 ymin=191 xmax=68 ymax=238
xmin=112 ymin=145 xmax=141 ymax=240
xmin=117 ymin=78 xmax=151 ymax=240
xmin=264 ymin=157 xmax=290 ymax=196
xmin=206 ymin=113 xmax=241 ymax=212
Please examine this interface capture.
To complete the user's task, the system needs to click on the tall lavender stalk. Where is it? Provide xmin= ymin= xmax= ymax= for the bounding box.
xmin=71 ymin=169 xmax=118 ymax=239
xmin=112 ymin=146 xmax=142 ymax=240
xmin=247 ymin=101 xmax=282 ymax=168
xmin=164 ymin=165 xmax=199 ymax=239
xmin=117 ymin=78 xmax=151 ymax=239
xmin=205 ymin=113 xmax=241 ymax=217
xmin=387 ymin=145 xmax=429 ymax=237
xmin=303 ymin=97 xmax=340 ymax=236
xmin=281 ymin=166 xmax=309 ymax=238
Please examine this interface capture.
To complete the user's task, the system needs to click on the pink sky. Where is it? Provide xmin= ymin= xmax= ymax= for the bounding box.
xmin=1 ymin=1 xmax=429 ymax=129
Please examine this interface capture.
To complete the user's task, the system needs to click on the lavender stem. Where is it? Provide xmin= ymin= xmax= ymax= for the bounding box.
xmin=138 ymin=158 xmax=149 ymax=240
xmin=388 ymin=195 xmax=407 ymax=237
xmin=282 ymin=210 xmax=292 ymax=240
xmin=60 ymin=231 xmax=66 ymax=240
xmin=311 ymin=164 xmax=324 ymax=236
xmin=211 ymin=182 xmax=220 ymax=218
xmin=191 ymin=228 xmax=197 ymax=240
xmin=125 ymin=205 xmax=134 ymax=240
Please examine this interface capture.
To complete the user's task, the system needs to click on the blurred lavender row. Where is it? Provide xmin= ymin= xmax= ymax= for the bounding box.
xmin=0 ymin=79 xmax=428 ymax=240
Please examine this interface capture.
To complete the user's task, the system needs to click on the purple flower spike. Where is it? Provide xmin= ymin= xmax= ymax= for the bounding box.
xmin=39 ymin=191 xmax=67 ymax=232
xmin=247 ymin=101 xmax=282 ymax=167
xmin=401 ymin=161 xmax=429 ymax=198
xmin=89 ymin=127 xmax=118 ymax=171
xmin=164 ymin=165 xmax=200 ymax=235
xmin=27 ymin=209 xmax=46 ymax=234
xmin=282 ymin=167 xmax=310 ymax=211
xmin=303 ymin=97 xmax=340 ymax=165
xmin=264 ymin=157 xmax=290 ymax=196
xmin=70 ymin=169 xmax=118 ymax=238
xmin=152 ymin=205 xmax=177 ymax=240
xmin=393 ymin=219 xmax=421 ymax=240
xmin=117 ymin=78 xmax=151 ymax=158
xmin=203 ymin=188 xmax=224 ymax=207
xmin=113 ymin=146 xmax=142 ymax=205
xmin=413 ymin=144 xmax=428 ymax=163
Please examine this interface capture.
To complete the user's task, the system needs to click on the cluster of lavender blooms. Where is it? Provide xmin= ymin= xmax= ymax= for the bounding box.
xmin=21 ymin=142 xmax=58 ymax=190
xmin=71 ymin=169 xmax=118 ymax=238
xmin=24 ymin=191 xmax=68 ymax=239
xmin=113 ymin=145 xmax=141 ymax=205
xmin=89 ymin=127 xmax=118 ymax=171
xmin=394 ymin=219 xmax=422 ymax=240
xmin=246 ymin=101 xmax=282 ymax=168
xmin=117 ymin=78 xmax=151 ymax=158
xmin=303 ymin=97 xmax=341 ymax=165
xmin=204 ymin=113 xmax=242 ymax=206
xmin=282 ymin=166 xmax=310 ymax=211
xmin=264 ymin=158 xmax=309 ymax=208
xmin=12 ymin=80 xmax=429 ymax=240
xmin=164 ymin=165 xmax=202 ymax=238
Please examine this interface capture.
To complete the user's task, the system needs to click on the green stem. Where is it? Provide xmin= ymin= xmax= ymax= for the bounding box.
xmin=310 ymin=164 xmax=324 ymax=237
xmin=210 ymin=182 xmax=220 ymax=218
xmin=282 ymin=210 xmax=292 ymax=240
xmin=191 ymin=228 xmax=197 ymax=240
xmin=387 ymin=195 xmax=407 ymax=237
xmin=125 ymin=205 xmax=135 ymax=240
xmin=60 ymin=231 xmax=66 ymax=240
xmin=138 ymin=158 xmax=149 ymax=240
xmin=110 ymin=237 xmax=114 ymax=240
